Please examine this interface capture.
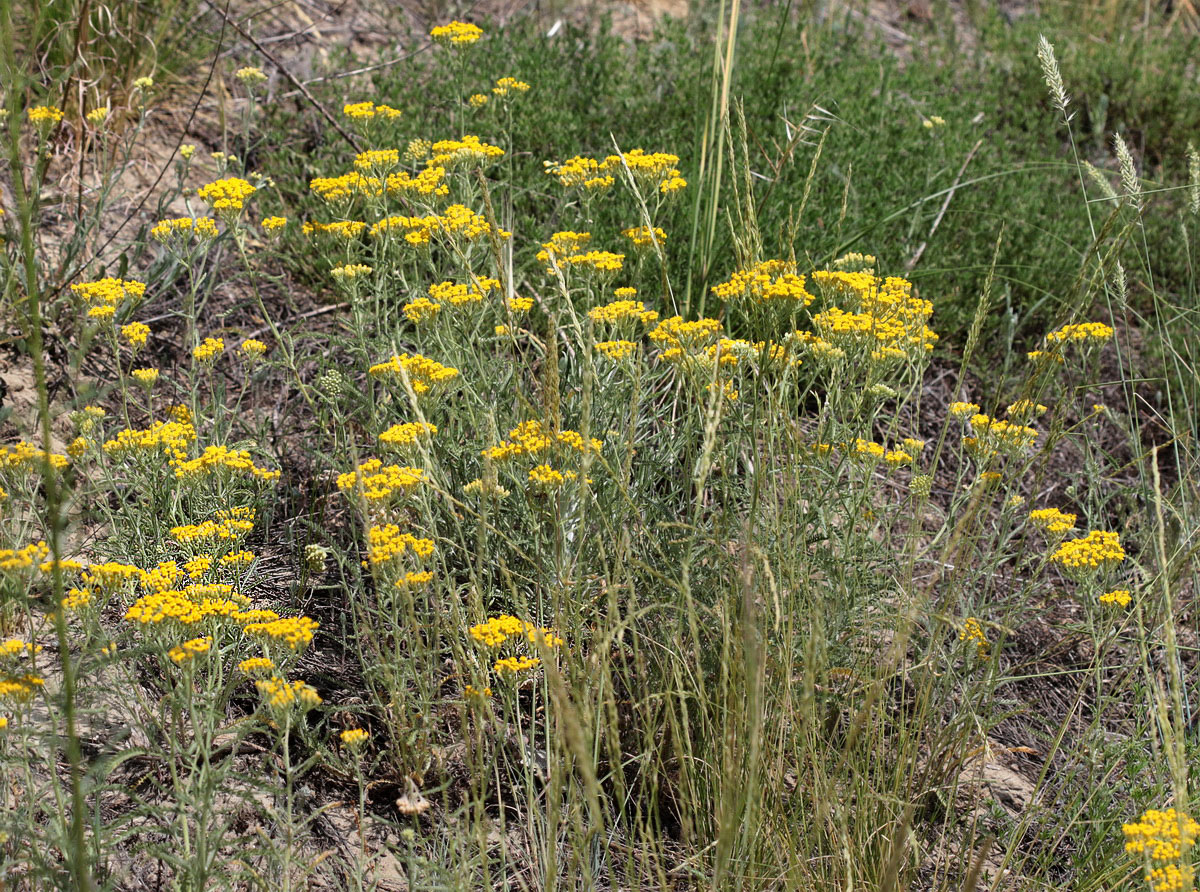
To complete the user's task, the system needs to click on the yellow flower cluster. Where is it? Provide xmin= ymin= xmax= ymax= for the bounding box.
xmin=596 ymin=340 xmax=638 ymax=361
xmin=711 ymin=260 xmax=814 ymax=306
xmin=1124 ymin=809 xmax=1200 ymax=892
xmin=528 ymin=464 xmax=577 ymax=488
xmin=0 ymin=542 xmax=51 ymax=572
xmin=427 ymin=135 xmax=504 ymax=168
xmin=27 ymin=105 xmax=64 ymax=125
xmin=304 ymin=219 xmax=367 ymax=239
xmin=364 ymin=524 xmax=435 ymax=565
xmin=621 ymin=226 xmax=667 ymax=249
xmin=1100 ymin=589 xmax=1132 ymax=608
xmin=168 ymin=636 xmax=213 ymax=664
xmin=966 ymin=414 xmax=1040 ymax=452
xmin=71 ymin=278 xmax=147 ymax=319
xmin=1029 ymin=507 xmax=1077 ymax=534
xmin=544 ymin=156 xmax=614 ymax=191
xmin=493 ymin=77 xmax=530 ymax=96
xmin=469 ymin=615 xmax=563 ymax=648
xmin=494 ymin=655 xmax=541 ymax=674
xmin=0 ymin=674 xmax=45 ymax=703
xmin=853 ymin=439 xmax=913 ymax=465
xmin=151 ymin=217 xmax=219 ymax=242
xmin=341 ymin=728 xmax=369 ymax=747
xmin=379 ymin=421 xmax=437 ymax=449
xmin=648 ymin=315 xmax=723 ymax=350
xmin=172 ymin=445 xmax=280 ymax=481
xmin=959 ymin=618 xmax=988 ymax=654
xmin=1 ymin=441 xmax=70 ymax=472
xmin=197 ymin=177 xmax=257 ymax=213
xmin=602 ymin=148 xmax=687 ymax=193
xmin=310 ymin=168 xmax=449 ymax=203
xmin=368 ymin=352 xmax=459 ymax=394
xmin=238 ymin=656 xmax=275 ymax=675
xmin=589 ymin=299 xmax=659 ymax=327
xmin=331 ymin=263 xmax=372 ymax=280
xmin=169 ymin=507 xmax=256 ymax=544
xmin=261 ymin=215 xmax=287 ymax=232
xmin=343 ymin=101 xmax=402 ymax=120
xmin=1051 ymin=530 xmax=1126 ymax=571
xmin=949 ymin=401 xmax=980 ymax=419
xmin=243 ymin=615 xmax=319 ymax=651
xmin=481 ymin=420 xmax=602 ymax=462
xmin=83 ymin=561 xmax=143 ymax=589
xmin=122 ymin=321 xmax=150 ymax=349
xmin=124 ymin=586 xmax=252 ymax=625
xmin=336 ymin=459 xmax=424 ymax=501
xmin=241 ymin=338 xmax=268 ymax=360
xmin=403 ymin=297 xmax=441 ymax=323
xmin=193 ymin=337 xmax=225 ymax=363
xmin=386 ymin=167 xmax=449 ymax=197
xmin=103 ymin=418 xmax=197 ymax=460
xmin=444 ymin=276 xmax=502 ymax=305
xmin=1046 ymin=322 xmax=1114 ymax=344
xmin=353 ymin=149 xmax=399 ymax=170
xmin=431 ymin=20 xmax=483 ymax=44
xmin=256 ymin=677 xmax=322 ymax=710
xmin=808 ymin=271 xmax=936 ymax=360
xmin=0 ymin=639 xmax=41 ymax=658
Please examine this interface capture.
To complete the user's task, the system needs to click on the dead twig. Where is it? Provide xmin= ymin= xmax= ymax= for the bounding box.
xmin=200 ymin=0 xmax=363 ymax=153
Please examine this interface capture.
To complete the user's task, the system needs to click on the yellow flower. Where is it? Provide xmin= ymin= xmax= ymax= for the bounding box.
xmin=86 ymin=107 xmax=109 ymax=124
xmin=340 ymin=728 xmax=369 ymax=748
xmin=430 ymin=20 xmax=483 ymax=44
xmin=168 ymin=636 xmax=213 ymax=664
xmin=197 ymin=177 xmax=256 ymax=215
xmin=240 ymin=338 xmax=268 ymax=361
xmin=243 ymin=616 xmax=319 ymax=651
xmin=1029 ymin=507 xmax=1077 ymax=535
xmin=337 ymin=460 xmax=424 ymax=501
xmin=261 ymin=215 xmax=287 ymax=232
xmin=959 ymin=618 xmax=988 ymax=655
xmin=1099 ymin=589 xmax=1132 ymax=608
xmin=468 ymin=93 xmax=490 ymax=108
xmin=379 ymin=421 xmax=437 ymax=450
xmin=121 ymin=321 xmax=150 ymax=349
xmin=1124 ymin=808 xmax=1200 ymax=892
xmin=361 ymin=525 xmax=435 ymax=566
xmin=492 ymin=77 xmax=531 ymax=96
xmin=134 ymin=76 xmax=154 ymax=89
xmin=235 ymin=66 xmax=268 ymax=84
xmin=193 ymin=337 xmax=225 ymax=364
xmin=1051 ymin=530 xmax=1126 ymax=572
xmin=255 ymin=676 xmax=321 ymax=711
xmin=179 ymin=144 xmax=196 ymax=160
xmin=596 ymin=340 xmax=637 ymax=361
xmin=621 ymin=226 xmax=667 ymax=250
xmin=354 ymin=148 xmax=400 ymax=170
xmin=342 ymin=101 xmax=402 ymax=120
xmin=494 ymin=655 xmax=540 ymax=674
xmin=237 ymin=656 xmax=275 ymax=675
xmin=469 ymin=615 xmax=563 ymax=648
xmin=27 ymin=105 xmax=64 ymax=126
xmin=1045 ymin=321 xmax=1114 ymax=344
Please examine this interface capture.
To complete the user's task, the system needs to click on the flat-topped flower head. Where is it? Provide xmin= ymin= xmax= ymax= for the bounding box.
xmin=197 ymin=177 xmax=256 ymax=216
xmin=431 ymin=20 xmax=483 ymax=45
xmin=235 ymin=66 xmax=267 ymax=84
xmin=1051 ymin=530 xmax=1126 ymax=572
xmin=1029 ymin=507 xmax=1077 ymax=535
